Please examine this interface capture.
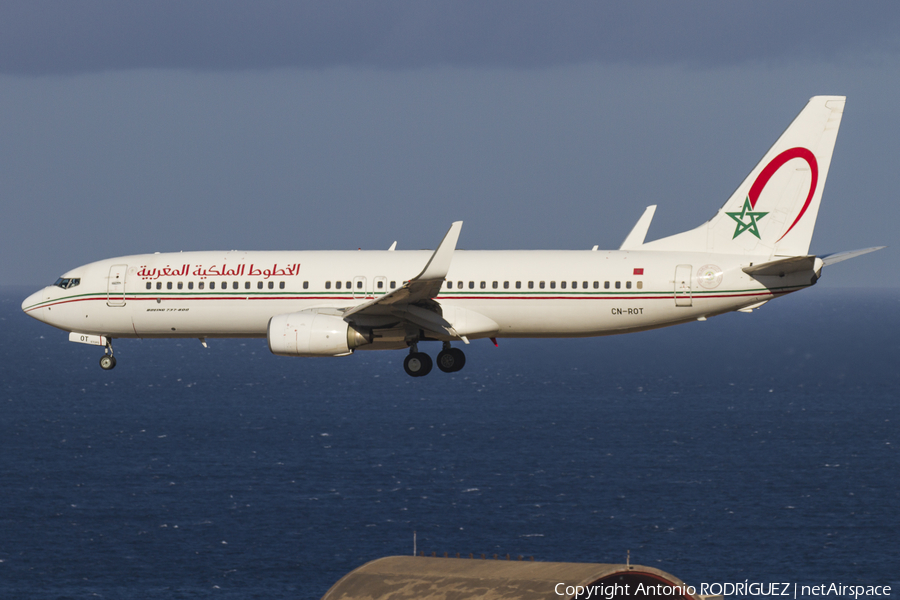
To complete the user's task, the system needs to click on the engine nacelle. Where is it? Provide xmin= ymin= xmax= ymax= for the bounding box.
xmin=267 ymin=310 xmax=371 ymax=357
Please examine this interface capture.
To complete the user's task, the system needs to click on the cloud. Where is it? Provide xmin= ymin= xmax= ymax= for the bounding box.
xmin=2 ymin=1 xmax=899 ymax=75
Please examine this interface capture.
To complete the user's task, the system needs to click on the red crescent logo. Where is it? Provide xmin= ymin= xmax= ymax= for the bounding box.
xmin=747 ymin=147 xmax=818 ymax=242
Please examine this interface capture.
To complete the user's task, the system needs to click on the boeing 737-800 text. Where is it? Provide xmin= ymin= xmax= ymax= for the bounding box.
xmin=22 ymin=96 xmax=882 ymax=376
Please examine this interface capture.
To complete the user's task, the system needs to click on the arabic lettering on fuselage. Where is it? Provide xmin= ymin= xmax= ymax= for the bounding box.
xmin=137 ymin=263 xmax=301 ymax=280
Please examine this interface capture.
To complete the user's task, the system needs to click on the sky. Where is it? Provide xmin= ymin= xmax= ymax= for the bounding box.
xmin=2 ymin=1 xmax=898 ymax=287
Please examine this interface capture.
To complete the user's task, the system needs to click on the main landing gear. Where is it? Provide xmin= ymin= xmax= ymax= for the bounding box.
xmin=403 ymin=342 xmax=466 ymax=377
xmin=99 ymin=339 xmax=117 ymax=370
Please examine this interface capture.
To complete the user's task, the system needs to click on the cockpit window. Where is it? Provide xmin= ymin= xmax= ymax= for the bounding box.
xmin=54 ymin=278 xmax=81 ymax=289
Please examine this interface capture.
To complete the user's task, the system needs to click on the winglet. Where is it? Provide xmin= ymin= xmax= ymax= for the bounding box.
xmin=619 ymin=205 xmax=657 ymax=250
xmin=415 ymin=221 xmax=463 ymax=280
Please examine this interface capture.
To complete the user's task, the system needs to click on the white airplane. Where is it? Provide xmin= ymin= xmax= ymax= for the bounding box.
xmin=22 ymin=96 xmax=882 ymax=377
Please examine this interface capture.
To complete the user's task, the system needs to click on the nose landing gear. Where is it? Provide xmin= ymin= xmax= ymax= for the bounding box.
xmin=99 ymin=339 xmax=117 ymax=370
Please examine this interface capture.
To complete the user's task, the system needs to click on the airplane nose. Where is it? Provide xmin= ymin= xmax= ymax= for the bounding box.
xmin=22 ymin=289 xmax=46 ymax=319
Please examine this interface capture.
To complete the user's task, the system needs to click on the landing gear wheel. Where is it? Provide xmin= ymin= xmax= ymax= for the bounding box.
xmin=99 ymin=355 xmax=117 ymax=370
xmin=437 ymin=347 xmax=466 ymax=373
xmin=404 ymin=352 xmax=433 ymax=377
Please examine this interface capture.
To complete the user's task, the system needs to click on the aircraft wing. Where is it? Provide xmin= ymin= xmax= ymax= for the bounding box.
xmin=342 ymin=221 xmax=462 ymax=320
xmin=340 ymin=221 xmax=497 ymax=342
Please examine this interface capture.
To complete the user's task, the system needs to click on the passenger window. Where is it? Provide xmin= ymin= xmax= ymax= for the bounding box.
xmin=146 ymin=282 xmax=151 ymax=290
xmin=336 ymin=281 xmax=342 ymax=289
xmin=233 ymin=282 xmax=239 ymax=290
xmin=268 ymin=281 xmax=274 ymax=289
xmin=550 ymin=281 xmax=556 ymax=289
xmin=480 ymin=281 xmax=486 ymax=289
xmin=279 ymin=282 xmax=285 ymax=289
xmin=469 ymin=281 xmax=475 ymax=289
xmin=167 ymin=282 xmax=173 ymax=290
xmin=593 ymin=281 xmax=599 ymax=289
xmin=539 ymin=281 xmax=545 ymax=289
xmin=572 ymin=281 xmax=578 ymax=289
xmin=177 ymin=282 xmax=183 ymax=290
xmin=188 ymin=282 xmax=193 ymax=290
xmin=199 ymin=282 xmax=204 ymax=290
xmin=503 ymin=281 xmax=509 ymax=289
xmin=346 ymin=281 xmax=351 ymax=289
xmin=447 ymin=281 xmax=452 ymax=289
xmin=516 ymin=281 xmax=521 ymax=289
xmin=326 ymin=281 xmax=331 ymax=289
xmin=626 ymin=281 xmax=632 ymax=289
xmin=528 ymin=281 xmax=534 ymax=289
xmin=356 ymin=281 xmax=363 ymax=289
xmin=303 ymin=281 xmax=309 ymax=289
xmin=257 ymin=281 xmax=263 ymax=289
xmin=390 ymin=281 xmax=396 ymax=289
xmin=221 ymin=281 xmax=226 ymax=289
xmin=615 ymin=281 xmax=621 ymax=289
xmin=245 ymin=282 xmax=250 ymax=290
xmin=457 ymin=281 xmax=463 ymax=289
xmin=560 ymin=281 xmax=566 ymax=289
xmin=637 ymin=281 xmax=643 ymax=289
xmin=604 ymin=281 xmax=610 ymax=289
xmin=376 ymin=281 xmax=382 ymax=289
xmin=210 ymin=282 xmax=215 ymax=290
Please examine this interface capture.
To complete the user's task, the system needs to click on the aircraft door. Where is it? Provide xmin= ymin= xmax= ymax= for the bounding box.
xmin=107 ymin=264 xmax=127 ymax=307
xmin=674 ymin=264 xmax=692 ymax=307
xmin=352 ymin=276 xmax=367 ymax=300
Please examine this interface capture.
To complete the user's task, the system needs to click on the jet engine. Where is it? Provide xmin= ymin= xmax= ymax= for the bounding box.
xmin=267 ymin=310 xmax=371 ymax=357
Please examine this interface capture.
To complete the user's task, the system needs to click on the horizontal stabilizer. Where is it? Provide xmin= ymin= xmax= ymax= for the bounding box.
xmin=820 ymin=246 xmax=885 ymax=266
xmin=619 ymin=205 xmax=657 ymax=250
xmin=743 ymin=255 xmax=816 ymax=277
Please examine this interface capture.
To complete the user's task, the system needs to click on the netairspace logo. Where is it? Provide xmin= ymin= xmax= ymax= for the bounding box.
xmin=553 ymin=581 xmax=893 ymax=599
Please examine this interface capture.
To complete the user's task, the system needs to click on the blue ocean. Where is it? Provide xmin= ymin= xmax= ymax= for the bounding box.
xmin=2 ymin=286 xmax=898 ymax=599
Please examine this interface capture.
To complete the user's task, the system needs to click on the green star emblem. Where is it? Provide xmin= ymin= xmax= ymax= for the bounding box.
xmin=726 ymin=198 xmax=768 ymax=239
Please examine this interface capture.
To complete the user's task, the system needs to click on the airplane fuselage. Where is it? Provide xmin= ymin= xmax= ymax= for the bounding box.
xmin=22 ymin=249 xmax=812 ymax=345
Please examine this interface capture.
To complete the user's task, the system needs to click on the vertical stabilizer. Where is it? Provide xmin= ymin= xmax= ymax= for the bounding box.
xmin=641 ymin=96 xmax=845 ymax=257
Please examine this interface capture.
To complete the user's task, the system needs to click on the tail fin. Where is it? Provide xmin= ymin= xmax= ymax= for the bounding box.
xmin=641 ymin=96 xmax=845 ymax=257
